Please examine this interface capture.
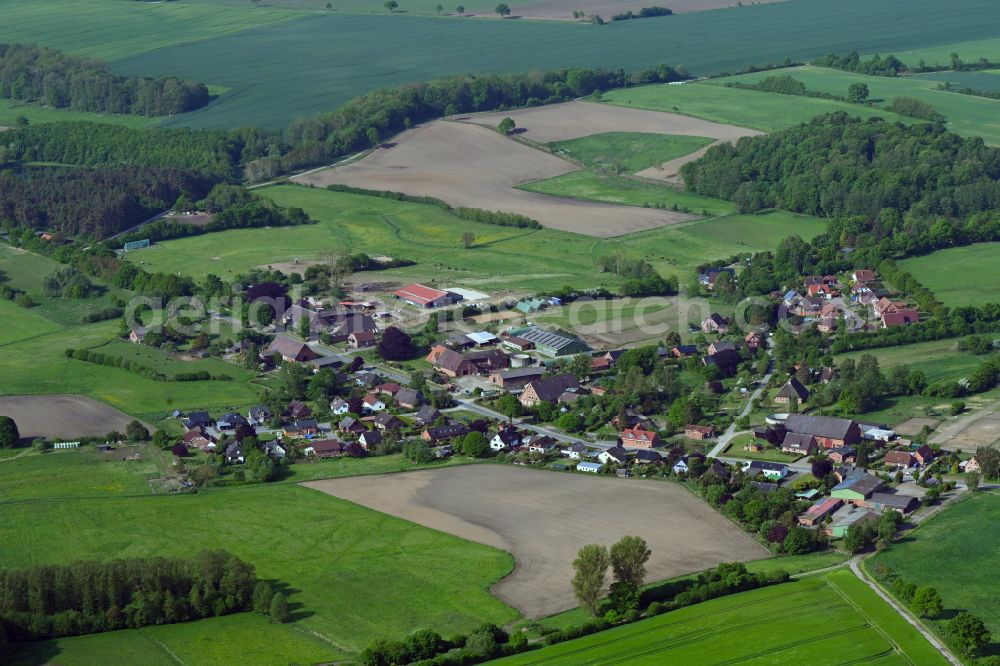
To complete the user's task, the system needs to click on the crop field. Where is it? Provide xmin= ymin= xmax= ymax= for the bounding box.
xmin=715 ymin=66 xmax=1000 ymax=145
xmin=295 ymin=121 xmax=698 ymax=237
xmin=131 ymin=186 xmax=824 ymax=291
xmin=307 ymin=465 xmax=768 ymax=617
xmin=869 ymin=492 xmax=1000 ymax=649
xmin=1 ymin=483 xmax=518 ymax=659
xmin=493 ymin=571 xmax=947 ymax=665
xmin=9 ymin=613 xmax=333 ymax=666
xmin=546 ymin=132 xmax=714 ymax=173
xmin=519 ymin=171 xmax=737 ymax=215
xmin=3 ymin=0 xmax=996 ymax=128
xmin=900 ymin=243 xmax=1000 ymax=307
xmin=0 ymin=394 xmax=147 ymax=442
xmin=835 ymin=336 xmax=997 ymax=384
xmin=0 ymin=321 xmax=262 ymax=422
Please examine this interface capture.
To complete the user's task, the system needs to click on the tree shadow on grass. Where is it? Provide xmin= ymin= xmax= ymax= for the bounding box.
xmin=265 ymin=579 xmax=314 ymax=622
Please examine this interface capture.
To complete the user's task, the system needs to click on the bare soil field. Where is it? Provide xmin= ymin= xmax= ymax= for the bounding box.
xmin=0 ymin=394 xmax=141 ymax=440
xmin=507 ymin=0 xmax=787 ymax=20
xmin=293 ymin=120 xmax=697 ymax=237
xmin=305 ymin=465 xmax=768 ymax=617
xmin=456 ymin=101 xmax=760 ymax=145
xmin=931 ymin=407 xmax=1000 ymax=450
xmin=894 ymin=417 xmax=940 ymax=437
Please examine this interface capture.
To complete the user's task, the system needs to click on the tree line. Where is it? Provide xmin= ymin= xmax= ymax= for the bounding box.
xmin=0 ymin=43 xmax=209 ymax=116
xmin=681 ymin=113 xmax=1000 ymax=221
xmin=0 ymin=551 xmax=260 ymax=641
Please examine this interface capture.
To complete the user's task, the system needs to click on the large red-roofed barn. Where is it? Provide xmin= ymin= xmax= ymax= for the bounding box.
xmin=392 ymin=284 xmax=461 ymax=308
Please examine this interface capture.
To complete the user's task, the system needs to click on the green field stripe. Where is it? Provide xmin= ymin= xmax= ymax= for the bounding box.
xmin=823 ymin=574 xmax=918 ymax=666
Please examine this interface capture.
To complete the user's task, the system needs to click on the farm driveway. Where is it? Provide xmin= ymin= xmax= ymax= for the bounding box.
xmin=305 ymin=465 xmax=768 ymax=617
xmin=0 ymin=394 xmax=143 ymax=440
xmin=293 ymin=120 xmax=697 ymax=237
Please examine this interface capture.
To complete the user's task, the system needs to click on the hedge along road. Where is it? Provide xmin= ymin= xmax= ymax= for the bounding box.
xmin=94 ymin=0 xmax=1000 ymax=128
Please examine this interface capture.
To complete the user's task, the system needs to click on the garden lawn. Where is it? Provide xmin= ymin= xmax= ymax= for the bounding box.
xmin=835 ymin=336 xmax=997 ymax=384
xmin=495 ymin=572 xmax=945 ymax=665
xmin=602 ymin=80 xmax=905 ymax=132
xmin=546 ymin=133 xmax=714 ymax=173
xmin=723 ymin=433 xmax=802 ymax=462
xmin=713 ymin=66 xmax=1000 ymax=145
xmin=868 ymin=491 xmax=1000 ymax=643
xmin=900 ymin=243 xmax=1000 ymax=307
xmin=0 ymin=446 xmax=171 ymax=501
xmin=0 ymin=483 xmax=518 ymax=656
xmin=518 ymin=171 xmax=737 ymax=216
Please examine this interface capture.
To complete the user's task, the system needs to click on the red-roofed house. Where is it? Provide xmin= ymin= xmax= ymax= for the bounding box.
xmin=798 ymin=498 xmax=844 ymax=526
xmin=393 ymin=283 xmax=460 ymax=308
xmin=882 ymin=308 xmax=919 ymax=328
xmin=852 ymin=269 xmax=876 ymax=283
xmin=684 ymin=424 xmax=717 ymax=440
xmin=621 ymin=427 xmax=661 ymax=449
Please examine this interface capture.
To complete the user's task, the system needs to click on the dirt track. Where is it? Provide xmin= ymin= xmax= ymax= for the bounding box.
xmin=304 ymin=465 xmax=768 ymax=618
xmin=0 ymin=394 xmax=140 ymax=440
xmin=295 ymin=120 xmax=697 ymax=237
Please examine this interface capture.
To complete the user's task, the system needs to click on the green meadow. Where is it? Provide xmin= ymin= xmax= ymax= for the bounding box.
xmin=546 ymin=133 xmax=714 ymax=173
xmin=129 ymin=185 xmax=824 ymax=289
xmin=714 ymin=66 xmax=1000 ymax=145
xmin=494 ymin=572 xmax=946 ymax=665
xmin=0 ymin=298 xmax=62 ymax=346
xmin=900 ymin=243 xmax=1000 ymax=307
xmin=869 ymin=491 xmax=1000 ymax=644
xmin=0 ymin=99 xmax=160 ymax=128
xmin=2 ymin=483 xmax=518 ymax=660
xmin=880 ymin=38 xmax=1000 ymax=69
xmin=834 ymin=336 xmax=997 ymax=384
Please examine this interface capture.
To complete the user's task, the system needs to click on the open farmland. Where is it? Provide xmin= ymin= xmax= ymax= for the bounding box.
xmin=0 ymin=394 xmax=142 ymax=441
xmin=835 ymin=337 xmax=997 ymax=384
xmin=493 ymin=571 xmax=947 ymax=665
xmin=3 ymin=0 xmax=996 ymax=128
xmin=1 ymin=483 xmax=518 ymax=660
xmin=0 ymin=299 xmax=62 ymax=346
xmin=307 ymin=465 xmax=769 ymax=618
xmin=295 ymin=121 xmax=698 ymax=237
xmin=129 ymin=186 xmax=825 ymax=289
xmin=869 ymin=492 xmax=1000 ymax=650
xmin=715 ymin=66 xmax=1000 ymax=145
xmin=900 ymin=243 xmax=1000 ymax=307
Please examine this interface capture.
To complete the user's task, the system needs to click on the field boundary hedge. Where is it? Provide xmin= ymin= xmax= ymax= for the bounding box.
xmin=64 ymin=347 xmax=233 ymax=382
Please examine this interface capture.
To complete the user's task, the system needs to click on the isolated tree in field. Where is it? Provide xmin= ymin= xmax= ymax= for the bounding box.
xmin=269 ymin=592 xmax=290 ymax=623
xmin=911 ymin=586 xmax=943 ymax=618
xmin=848 ymin=82 xmax=869 ymax=103
xmin=572 ymin=543 xmax=610 ymax=616
xmin=498 ymin=116 xmax=515 ymax=134
xmin=435 ymin=3 xmax=444 ymax=12
xmin=326 ymin=2 xmax=332 ymax=7
xmin=317 ymin=246 xmax=354 ymax=298
xmin=384 ymin=0 xmax=398 ymax=10
xmin=0 ymin=416 xmax=19 ymax=449
xmin=461 ymin=231 xmax=475 ymax=249
xmin=610 ymin=535 xmax=650 ymax=588
xmin=456 ymin=4 xmax=464 ymax=12
xmin=949 ymin=612 xmax=991 ymax=656
xmin=378 ymin=326 xmax=414 ymax=360
xmin=495 ymin=2 xmax=510 ymax=17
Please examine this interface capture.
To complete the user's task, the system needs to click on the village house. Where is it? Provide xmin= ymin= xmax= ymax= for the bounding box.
xmin=489 ymin=367 xmax=546 ymax=391
xmin=684 ymin=424 xmax=717 ymax=440
xmin=700 ymin=267 xmax=735 ymax=290
xmin=427 ymin=346 xmax=477 ymax=376
xmin=828 ymin=445 xmax=856 ymax=465
xmin=784 ymin=414 xmax=862 ymax=448
xmin=359 ymin=430 xmax=383 ymax=450
xmin=519 ymin=373 xmax=580 ymax=408
xmin=287 ymin=400 xmax=312 ymax=420
xmin=671 ymin=344 xmax=699 ymax=358
xmin=701 ymin=313 xmax=729 ymax=334
xmin=744 ymin=331 xmax=764 ymax=353
xmin=373 ymin=413 xmax=404 ymax=431
xmin=268 ymin=335 xmax=318 ymax=363
xmin=798 ymin=498 xmax=843 ymax=526
xmin=490 ymin=426 xmax=522 ymax=451
xmin=183 ymin=429 xmax=216 ymax=451
xmin=961 ymin=457 xmax=981 ymax=473
xmin=422 ymin=423 xmax=469 ymax=443
xmin=781 ymin=432 xmax=817 ymax=457
xmin=831 ymin=474 xmax=883 ymax=504
xmin=392 ymin=283 xmax=462 ymax=308
xmin=576 ymin=461 xmax=602 ymax=473
xmin=330 ymin=398 xmax=350 ymax=415
xmin=464 ymin=348 xmax=510 ymax=373
xmin=284 ymin=419 xmax=319 ymax=438
xmin=527 ymin=436 xmax=560 ymax=455
xmin=562 ymin=442 xmax=591 ymax=460
xmin=883 ymin=450 xmax=915 ymax=468
xmin=307 ymin=439 xmax=344 ymax=458
xmin=263 ymin=440 xmax=286 ymax=461
xmin=501 ymin=334 xmax=535 ymax=352
xmin=913 ymin=444 xmax=935 ymax=465
xmin=248 ymin=405 xmax=271 ymax=426
xmin=414 ymin=405 xmax=442 ymax=425
xmin=394 ymin=388 xmax=423 ymax=410
xmin=225 ymin=442 xmax=245 ymax=464
xmin=362 ymin=394 xmax=386 ymax=413
xmin=339 ymin=417 xmax=367 ymax=436
xmin=866 ymin=492 xmax=919 ymax=514
xmin=216 ymin=412 xmax=249 ymax=431
xmin=558 ymin=387 xmax=590 ymax=405
xmin=744 ymin=460 xmax=788 ymax=481
xmin=348 ymin=331 xmax=377 ymax=349
xmin=620 ymin=426 xmax=661 ymax=449
xmin=852 ymin=269 xmax=876 ymax=284
xmin=672 ymin=454 xmax=703 ymax=475
xmin=128 ymin=327 xmax=148 ymax=344
xmin=599 ymin=446 xmax=631 ymax=466
xmin=882 ymin=308 xmax=919 ymax=328
xmin=825 ymin=507 xmax=879 ymax=538
xmin=774 ymin=377 xmax=810 ymax=405
xmin=634 ymin=449 xmax=663 ymax=466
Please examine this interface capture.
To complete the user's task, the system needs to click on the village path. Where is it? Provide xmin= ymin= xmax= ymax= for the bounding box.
xmin=709 ymin=355 xmax=774 ymax=459
xmin=450 ymin=398 xmax=616 ymax=448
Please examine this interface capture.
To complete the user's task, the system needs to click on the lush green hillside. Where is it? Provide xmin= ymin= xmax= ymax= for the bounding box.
xmin=492 ymin=571 xmax=947 ymax=665
xmin=900 ymin=243 xmax=1000 ymax=307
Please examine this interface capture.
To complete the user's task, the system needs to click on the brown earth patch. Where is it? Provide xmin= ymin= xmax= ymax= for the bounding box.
xmin=894 ymin=417 xmax=941 ymax=437
xmin=0 ymin=394 xmax=143 ymax=440
xmin=293 ymin=120 xmax=697 ymax=238
xmin=304 ymin=465 xmax=768 ymax=618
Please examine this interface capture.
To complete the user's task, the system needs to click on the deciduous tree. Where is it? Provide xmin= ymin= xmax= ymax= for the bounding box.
xmin=571 ymin=543 xmax=609 ymax=616
xmin=0 ymin=416 xmax=19 ymax=448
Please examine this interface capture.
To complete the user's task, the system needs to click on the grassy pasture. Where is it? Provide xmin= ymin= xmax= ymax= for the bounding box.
xmin=0 ymin=99 xmax=160 ymax=128
xmin=714 ymin=66 xmax=1000 ymax=144
xmin=0 ymin=298 xmax=62 ymax=346
xmin=879 ymin=38 xmax=1000 ymax=69
xmin=547 ymin=132 xmax=714 ymax=173
xmin=1 ymin=0 xmax=990 ymax=128
xmin=869 ymin=491 xmax=1000 ymax=643
xmin=519 ymin=170 xmax=737 ymax=216
xmin=494 ymin=572 xmax=946 ymax=665
xmin=835 ymin=337 xmax=997 ymax=384
xmin=602 ymin=80 xmax=906 ymax=132
xmin=92 ymin=341 xmax=255 ymax=381
xmin=899 ymin=243 xmax=1000 ymax=307
xmin=130 ymin=186 xmax=824 ymax=289
xmin=1 ymin=483 xmax=518 ymax=657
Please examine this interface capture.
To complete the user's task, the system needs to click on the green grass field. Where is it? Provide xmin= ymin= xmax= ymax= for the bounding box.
xmin=546 ymin=133 xmax=714 ymax=173
xmin=519 ymin=171 xmax=737 ymax=216
xmin=0 ymin=298 xmax=62 ymax=346
xmin=0 ymin=99 xmax=160 ymax=128
xmin=494 ymin=571 xmax=946 ymax=665
xmin=602 ymin=80 xmax=906 ymax=132
xmin=3 ymin=0 xmax=997 ymax=128
xmin=835 ymin=336 xmax=997 ymax=384
xmin=130 ymin=186 xmax=824 ymax=290
xmin=714 ymin=66 xmax=1000 ymax=145
xmin=1 ymin=483 xmax=518 ymax=659
xmin=900 ymin=243 xmax=1000 ymax=307
xmin=869 ymin=491 xmax=1000 ymax=644
xmin=879 ymin=38 xmax=1000 ymax=69
xmin=92 ymin=341 xmax=256 ymax=381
